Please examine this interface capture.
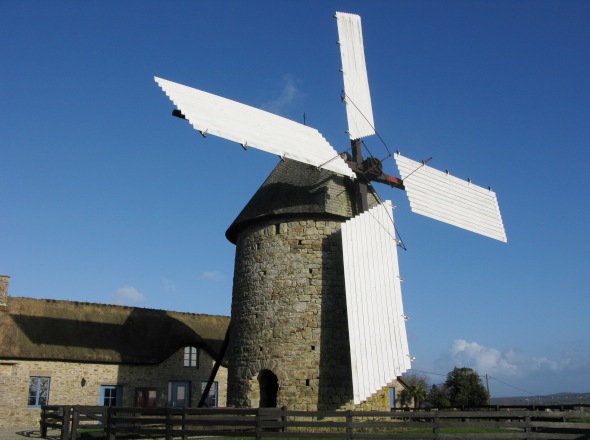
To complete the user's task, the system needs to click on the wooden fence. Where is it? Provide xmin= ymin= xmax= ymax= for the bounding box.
xmin=40 ymin=406 xmax=107 ymax=440
xmin=41 ymin=405 xmax=590 ymax=440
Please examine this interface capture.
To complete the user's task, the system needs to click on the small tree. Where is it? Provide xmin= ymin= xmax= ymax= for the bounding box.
xmin=445 ymin=367 xmax=489 ymax=407
xmin=398 ymin=388 xmax=412 ymax=409
xmin=409 ymin=383 xmax=428 ymax=409
xmin=400 ymin=373 xmax=429 ymax=409
xmin=427 ymin=383 xmax=451 ymax=408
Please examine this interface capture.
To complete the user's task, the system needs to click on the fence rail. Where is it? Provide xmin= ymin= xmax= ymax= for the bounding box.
xmin=41 ymin=405 xmax=590 ymax=440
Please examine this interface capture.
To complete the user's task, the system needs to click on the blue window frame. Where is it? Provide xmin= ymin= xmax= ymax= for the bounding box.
xmin=28 ymin=377 xmax=50 ymax=407
xmin=201 ymin=381 xmax=218 ymax=407
xmin=389 ymin=387 xmax=396 ymax=411
xmin=100 ymin=385 xmax=123 ymax=407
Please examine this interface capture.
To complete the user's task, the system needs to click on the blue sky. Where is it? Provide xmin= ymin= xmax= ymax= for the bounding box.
xmin=1 ymin=1 xmax=589 ymax=398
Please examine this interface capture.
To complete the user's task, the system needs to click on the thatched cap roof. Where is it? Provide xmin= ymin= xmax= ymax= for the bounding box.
xmin=226 ymin=159 xmax=379 ymax=244
xmin=0 ymin=297 xmax=230 ymax=365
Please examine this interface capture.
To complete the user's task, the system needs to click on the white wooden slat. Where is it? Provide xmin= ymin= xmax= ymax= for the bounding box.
xmin=372 ymin=209 xmax=396 ymax=388
xmin=342 ymin=218 xmax=363 ymax=403
xmin=342 ymin=202 xmax=410 ymax=404
xmin=372 ymin=206 xmax=398 ymax=384
xmin=396 ymin=161 xmax=504 ymax=222
xmin=380 ymin=237 xmax=401 ymax=379
xmin=155 ymin=77 xmax=355 ymax=179
xmin=395 ymin=156 xmax=502 ymax=209
xmin=381 ymin=205 xmax=412 ymax=373
xmin=342 ymin=209 xmax=368 ymax=403
xmin=371 ymin=206 xmax=406 ymax=376
xmin=399 ymin=178 xmax=507 ymax=239
xmin=336 ymin=12 xmax=376 ymax=140
xmin=367 ymin=213 xmax=386 ymax=389
xmin=373 ymin=204 xmax=411 ymax=374
xmin=373 ymin=219 xmax=394 ymax=383
xmin=395 ymin=153 xmax=508 ymax=242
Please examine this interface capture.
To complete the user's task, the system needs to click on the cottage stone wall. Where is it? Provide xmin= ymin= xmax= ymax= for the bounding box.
xmin=355 ymin=380 xmax=406 ymax=411
xmin=0 ymin=348 xmax=227 ymax=428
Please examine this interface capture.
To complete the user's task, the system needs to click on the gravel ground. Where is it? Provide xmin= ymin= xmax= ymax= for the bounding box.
xmin=0 ymin=428 xmax=59 ymax=440
xmin=0 ymin=429 xmax=224 ymax=440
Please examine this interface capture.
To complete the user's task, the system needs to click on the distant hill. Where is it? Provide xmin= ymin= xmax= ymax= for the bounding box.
xmin=491 ymin=392 xmax=590 ymax=406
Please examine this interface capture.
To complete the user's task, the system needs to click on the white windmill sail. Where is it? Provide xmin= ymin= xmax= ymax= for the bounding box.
xmin=336 ymin=12 xmax=376 ymax=140
xmin=395 ymin=153 xmax=507 ymax=242
xmin=155 ymin=77 xmax=355 ymax=179
xmin=341 ymin=201 xmax=411 ymax=404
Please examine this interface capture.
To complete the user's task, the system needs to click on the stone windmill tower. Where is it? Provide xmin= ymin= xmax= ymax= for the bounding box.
xmin=224 ymin=159 xmax=379 ymax=410
xmin=155 ymin=12 xmax=507 ymax=410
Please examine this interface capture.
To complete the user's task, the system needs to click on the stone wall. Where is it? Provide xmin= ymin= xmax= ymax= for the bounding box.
xmin=353 ymin=380 xmax=406 ymax=411
xmin=228 ymin=217 xmax=353 ymax=411
xmin=0 ymin=348 xmax=227 ymax=428
xmin=0 ymin=275 xmax=9 ymax=307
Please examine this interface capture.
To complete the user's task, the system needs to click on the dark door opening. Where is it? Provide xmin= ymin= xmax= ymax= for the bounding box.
xmin=258 ymin=370 xmax=278 ymax=407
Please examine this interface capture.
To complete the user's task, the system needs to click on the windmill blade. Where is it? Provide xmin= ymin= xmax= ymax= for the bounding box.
xmin=342 ymin=201 xmax=411 ymax=404
xmin=155 ymin=77 xmax=355 ymax=179
xmin=336 ymin=12 xmax=376 ymax=140
xmin=395 ymin=153 xmax=508 ymax=242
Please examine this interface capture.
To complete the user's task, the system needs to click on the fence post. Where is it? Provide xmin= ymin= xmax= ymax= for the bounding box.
xmin=524 ymin=411 xmax=531 ymax=440
xmin=70 ymin=407 xmax=79 ymax=440
xmin=60 ymin=406 xmax=71 ymax=440
xmin=165 ymin=409 xmax=173 ymax=440
xmin=39 ymin=406 xmax=48 ymax=438
xmin=432 ymin=412 xmax=440 ymax=440
xmin=281 ymin=406 xmax=287 ymax=433
xmin=345 ymin=410 xmax=353 ymax=440
xmin=181 ymin=411 xmax=187 ymax=440
xmin=255 ymin=408 xmax=262 ymax=440
xmin=105 ymin=407 xmax=115 ymax=440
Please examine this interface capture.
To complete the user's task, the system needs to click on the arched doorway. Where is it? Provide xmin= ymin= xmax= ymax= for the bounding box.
xmin=258 ymin=370 xmax=278 ymax=407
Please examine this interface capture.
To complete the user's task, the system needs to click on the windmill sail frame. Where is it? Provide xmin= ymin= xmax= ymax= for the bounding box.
xmin=155 ymin=77 xmax=355 ymax=179
xmin=336 ymin=12 xmax=376 ymax=140
xmin=395 ymin=153 xmax=507 ymax=242
xmin=155 ymin=10 xmax=508 ymax=409
xmin=342 ymin=201 xmax=410 ymax=404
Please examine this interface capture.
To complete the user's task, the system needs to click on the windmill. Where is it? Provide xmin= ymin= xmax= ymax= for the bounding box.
xmin=155 ymin=12 xmax=506 ymax=409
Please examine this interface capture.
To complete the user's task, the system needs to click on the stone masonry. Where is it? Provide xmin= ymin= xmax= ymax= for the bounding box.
xmin=0 ymin=276 xmax=8 ymax=307
xmin=228 ymin=217 xmax=352 ymax=410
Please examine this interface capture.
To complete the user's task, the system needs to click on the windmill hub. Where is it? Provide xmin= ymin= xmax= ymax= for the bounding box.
xmin=360 ymin=157 xmax=383 ymax=181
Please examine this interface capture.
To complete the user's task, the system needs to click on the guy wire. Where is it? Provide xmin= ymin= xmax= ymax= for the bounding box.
xmin=342 ymin=90 xmax=393 ymax=156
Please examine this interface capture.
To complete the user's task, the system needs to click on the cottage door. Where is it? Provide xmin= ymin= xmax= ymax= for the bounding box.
xmin=169 ymin=381 xmax=190 ymax=408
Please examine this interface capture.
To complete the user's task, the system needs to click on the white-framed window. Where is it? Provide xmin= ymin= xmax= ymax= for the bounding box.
xmin=28 ymin=376 xmax=50 ymax=407
xmin=201 ymin=381 xmax=218 ymax=407
xmin=184 ymin=346 xmax=199 ymax=368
